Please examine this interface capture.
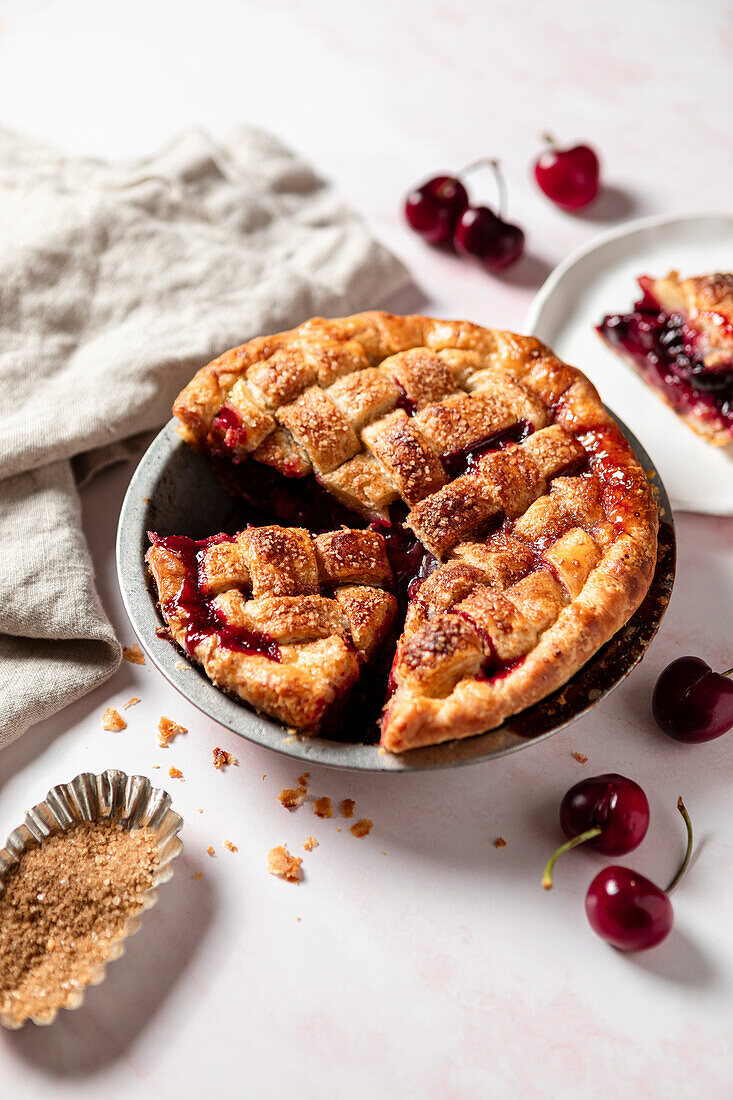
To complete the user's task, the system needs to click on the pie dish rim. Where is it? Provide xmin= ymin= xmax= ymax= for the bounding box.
xmin=116 ymin=415 xmax=675 ymax=773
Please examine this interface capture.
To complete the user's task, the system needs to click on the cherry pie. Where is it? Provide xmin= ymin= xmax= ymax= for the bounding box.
xmin=146 ymin=312 xmax=658 ymax=753
xmin=598 ymin=271 xmax=733 ymax=445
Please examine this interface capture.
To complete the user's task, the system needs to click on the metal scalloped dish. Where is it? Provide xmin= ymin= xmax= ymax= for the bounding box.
xmin=0 ymin=770 xmax=183 ymax=1029
xmin=116 ymin=415 xmax=675 ymax=772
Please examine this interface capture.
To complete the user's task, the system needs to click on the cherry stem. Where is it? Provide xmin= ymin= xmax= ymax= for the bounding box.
xmin=458 ymin=157 xmax=507 ymax=220
xmin=542 ymin=826 xmax=602 ymax=890
xmin=665 ymin=797 xmax=693 ymax=895
xmin=541 ymin=133 xmax=556 ymax=149
xmin=722 ymin=666 xmax=733 ymax=677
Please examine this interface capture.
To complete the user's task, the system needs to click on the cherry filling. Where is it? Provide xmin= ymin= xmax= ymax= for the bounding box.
xmin=394 ymin=382 xmax=417 ymax=416
xmin=148 ymin=532 xmax=281 ymax=661
xmin=597 ymin=286 xmax=733 ymax=434
xmin=211 ymin=405 xmax=250 ymax=451
xmin=441 ymin=419 xmax=534 ymax=479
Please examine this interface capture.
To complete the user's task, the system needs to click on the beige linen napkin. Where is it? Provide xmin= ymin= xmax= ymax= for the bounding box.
xmin=0 ymin=126 xmax=409 ymax=746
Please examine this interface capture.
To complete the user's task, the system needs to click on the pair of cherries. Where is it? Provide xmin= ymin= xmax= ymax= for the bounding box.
xmin=404 ymin=138 xmax=601 ymax=272
xmin=404 ymin=159 xmax=525 ymax=271
xmin=543 ymin=774 xmax=693 ymax=952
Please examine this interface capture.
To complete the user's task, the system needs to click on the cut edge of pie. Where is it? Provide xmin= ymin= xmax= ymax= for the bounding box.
xmin=597 ymin=271 xmax=733 ymax=447
xmin=150 ymin=310 xmax=659 ymax=754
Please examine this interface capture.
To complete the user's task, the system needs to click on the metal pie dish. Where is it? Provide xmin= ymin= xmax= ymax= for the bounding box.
xmin=0 ymin=770 xmax=183 ymax=1029
xmin=116 ymin=416 xmax=675 ymax=772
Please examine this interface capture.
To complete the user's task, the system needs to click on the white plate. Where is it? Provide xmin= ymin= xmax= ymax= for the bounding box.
xmin=525 ymin=212 xmax=733 ymax=515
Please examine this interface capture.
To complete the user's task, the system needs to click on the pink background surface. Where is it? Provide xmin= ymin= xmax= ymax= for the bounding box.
xmin=1 ymin=1 xmax=732 ymax=1097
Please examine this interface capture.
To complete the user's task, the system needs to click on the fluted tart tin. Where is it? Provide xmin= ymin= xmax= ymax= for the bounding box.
xmin=0 ymin=769 xmax=183 ymax=1029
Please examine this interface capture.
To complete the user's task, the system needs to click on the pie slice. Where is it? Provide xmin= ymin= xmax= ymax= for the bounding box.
xmin=150 ymin=311 xmax=658 ymax=753
xmin=597 ymin=271 xmax=733 ymax=446
xmin=146 ymin=527 xmax=397 ymax=732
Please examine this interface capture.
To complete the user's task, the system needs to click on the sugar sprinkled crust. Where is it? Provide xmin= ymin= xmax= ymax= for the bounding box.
xmin=159 ymin=311 xmax=658 ymax=753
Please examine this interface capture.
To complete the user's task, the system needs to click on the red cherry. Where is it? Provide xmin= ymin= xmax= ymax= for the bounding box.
xmin=653 ymin=657 xmax=733 ymax=743
xmin=585 ymin=867 xmax=673 ymax=951
xmin=452 ymin=158 xmax=524 ymax=271
xmin=585 ymin=797 xmax=693 ymax=952
xmin=561 ymin=773 xmax=649 ymax=855
xmin=404 ymin=175 xmax=468 ymax=245
xmin=534 ymin=135 xmax=600 ymax=209
xmin=542 ymin=773 xmax=649 ymax=889
xmin=453 ymin=207 xmax=524 ymax=271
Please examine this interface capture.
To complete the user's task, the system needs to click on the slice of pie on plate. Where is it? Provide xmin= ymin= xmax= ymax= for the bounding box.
xmin=147 ymin=311 xmax=658 ymax=753
xmin=597 ymin=271 xmax=733 ymax=446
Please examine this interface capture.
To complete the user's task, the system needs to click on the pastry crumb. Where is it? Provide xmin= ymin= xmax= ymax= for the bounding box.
xmin=350 ymin=818 xmax=373 ymax=838
xmin=303 ymin=836 xmax=318 ymax=852
xmin=340 ymin=798 xmax=355 ymax=819
xmin=296 ymin=915 xmax=301 ymax=922
xmin=224 ymin=839 xmax=238 ymax=853
xmin=168 ymin=766 xmax=184 ymax=780
xmin=102 ymin=707 xmax=126 ymax=732
xmin=212 ymin=747 xmax=237 ymax=769
xmin=267 ymin=845 xmax=302 ymax=883
xmin=279 ymin=786 xmax=307 ymax=810
xmin=207 ymin=846 xmax=215 ymax=857
xmin=298 ymin=772 xmax=310 ymax=787
xmin=158 ymin=716 xmax=187 ymax=747
xmin=193 ymin=871 xmax=203 ymax=881
xmin=572 ymin=751 xmax=588 ymax=764
xmin=313 ymin=797 xmax=333 ymax=819
xmin=122 ymin=644 xmax=145 ymax=665
xmin=152 ymin=764 xmax=160 ymax=769
xmin=122 ymin=696 xmax=140 ymax=710
xmin=174 ymin=660 xmax=190 ymax=671
xmin=494 ymin=837 xmax=507 ymax=849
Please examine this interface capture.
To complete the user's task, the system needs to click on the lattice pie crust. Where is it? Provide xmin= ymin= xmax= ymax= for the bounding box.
xmin=146 ymin=312 xmax=658 ymax=752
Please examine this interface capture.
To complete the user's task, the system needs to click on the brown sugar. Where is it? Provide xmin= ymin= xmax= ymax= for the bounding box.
xmin=279 ymin=787 xmax=306 ymax=810
xmin=207 ymin=846 xmax=215 ymax=857
xmin=0 ymin=821 xmax=158 ymax=1027
xmin=350 ymin=818 xmax=373 ymax=838
xmin=102 ymin=707 xmax=126 ymax=732
xmin=494 ymin=837 xmax=507 ymax=849
xmin=212 ymin=747 xmax=237 ymax=770
xmin=158 ymin=717 xmax=187 ymax=748
xmin=313 ymin=797 xmax=333 ymax=819
xmin=340 ymin=798 xmax=355 ymax=819
xmin=122 ymin=644 xmax=146 ymax=665
xmin=303 ymin=836 xmax=319 ymax=852
xmin=297 ymin=772 xmax=310 ymax=787
xmin=168 ymin=767 xmax=183 ymax=780
xmin=267 ymin=845 xmax=302 ymax=882
xmin=224 ymin=840 xmax=238 ymax=853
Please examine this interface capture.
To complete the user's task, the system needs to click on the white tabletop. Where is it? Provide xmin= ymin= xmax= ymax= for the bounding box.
xmin=2 ymin=1 xmax=732 ymax=1097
